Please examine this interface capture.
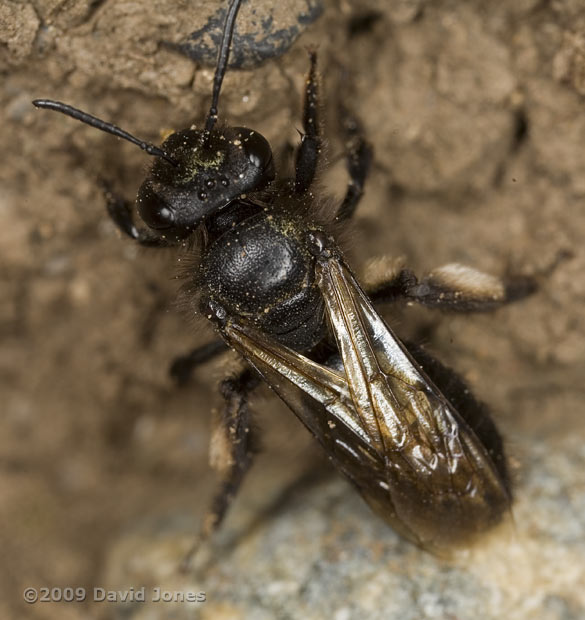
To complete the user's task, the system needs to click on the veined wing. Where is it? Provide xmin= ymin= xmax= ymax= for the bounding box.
xmin=222 ymin=253 xmax=511 ymax=552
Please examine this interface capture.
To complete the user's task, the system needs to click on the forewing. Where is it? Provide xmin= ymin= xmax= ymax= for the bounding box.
xmin=224 ymin=320 xmax=379 ymax=465
xmin=222 ymin=321 xmax=420 ymax=544
xmin=315 ymin=256 xmax=512 ymax=549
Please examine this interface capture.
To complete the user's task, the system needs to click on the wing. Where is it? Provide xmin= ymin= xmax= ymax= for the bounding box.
xmin=221 ymin=254 xmax=511 ymax=552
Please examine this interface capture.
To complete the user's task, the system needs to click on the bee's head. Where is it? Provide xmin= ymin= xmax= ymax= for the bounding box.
xmin=136 ymin=125 xmax=274 ymax=236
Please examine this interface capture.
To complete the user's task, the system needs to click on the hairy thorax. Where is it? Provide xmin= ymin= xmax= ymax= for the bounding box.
xmin=200 ymin=207 xmax=326 ymax=350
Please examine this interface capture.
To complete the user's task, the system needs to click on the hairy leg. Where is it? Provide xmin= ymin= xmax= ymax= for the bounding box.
xmin=367 ymin=262 xmax=536 ymax=312
xmin=169 ymin=340 xmax=229 ymax=385
xmin=294 ymin=51 xmax=321 ymax=194
xmin=335 ymin=105 xmax=373 ymax=222
xmin=181 ymin=367 xmax=260 ymax=570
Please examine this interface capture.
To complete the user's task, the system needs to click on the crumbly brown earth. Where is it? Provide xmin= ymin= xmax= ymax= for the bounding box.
xmin=2 ymin=1 xmax=585 ymax=618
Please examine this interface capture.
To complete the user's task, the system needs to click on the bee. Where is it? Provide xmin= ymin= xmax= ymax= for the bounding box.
xmin=33 ymin=0 xmax=535 ymax=562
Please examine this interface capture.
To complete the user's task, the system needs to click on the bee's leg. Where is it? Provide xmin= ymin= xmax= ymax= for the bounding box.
xmin=335 ymin=106 xmax=373 ymax=222
xmin=169 ymin=340 xmax=229 ymax=386
xmin=99 ymin=178 xmax=178 ymax=248
xmin=367 ymin=262 xmax=536 ymax=312
xmin=294 ymin=50 xmax=321 ymax=194
xmin=181 ymin=367 xmax=261 ymax=571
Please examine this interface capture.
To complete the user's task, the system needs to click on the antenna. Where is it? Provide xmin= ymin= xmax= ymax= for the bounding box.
xmin=32 ymin=99 xmax=178 ymax=166
xmin=204 ymin=0 xmax=243 ymax=133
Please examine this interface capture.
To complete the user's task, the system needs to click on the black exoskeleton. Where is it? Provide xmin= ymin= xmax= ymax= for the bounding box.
xmin=136 ymin=127 xmax=275 ymax=237
xmin=34 ymin=0 xmax=536 ymax=568
xmin=201 ymin=204 xmax=327 ymax=350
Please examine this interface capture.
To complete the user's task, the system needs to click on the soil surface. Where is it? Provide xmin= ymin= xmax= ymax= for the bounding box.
xmin=2 ymin=1 xmax=585 ymax=618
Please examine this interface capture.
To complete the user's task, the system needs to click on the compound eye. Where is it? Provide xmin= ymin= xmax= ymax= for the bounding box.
xmin=235 ymin=128 xmax=275 ymax=183
xmin=136 ymin=184 xmax=175 ymax=230
xmin=143 ymin=204 xmax=175 ymax=230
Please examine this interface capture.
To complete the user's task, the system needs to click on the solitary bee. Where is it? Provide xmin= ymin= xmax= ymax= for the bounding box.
xmin=33 ymin=0 xmax=534 ymax=561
